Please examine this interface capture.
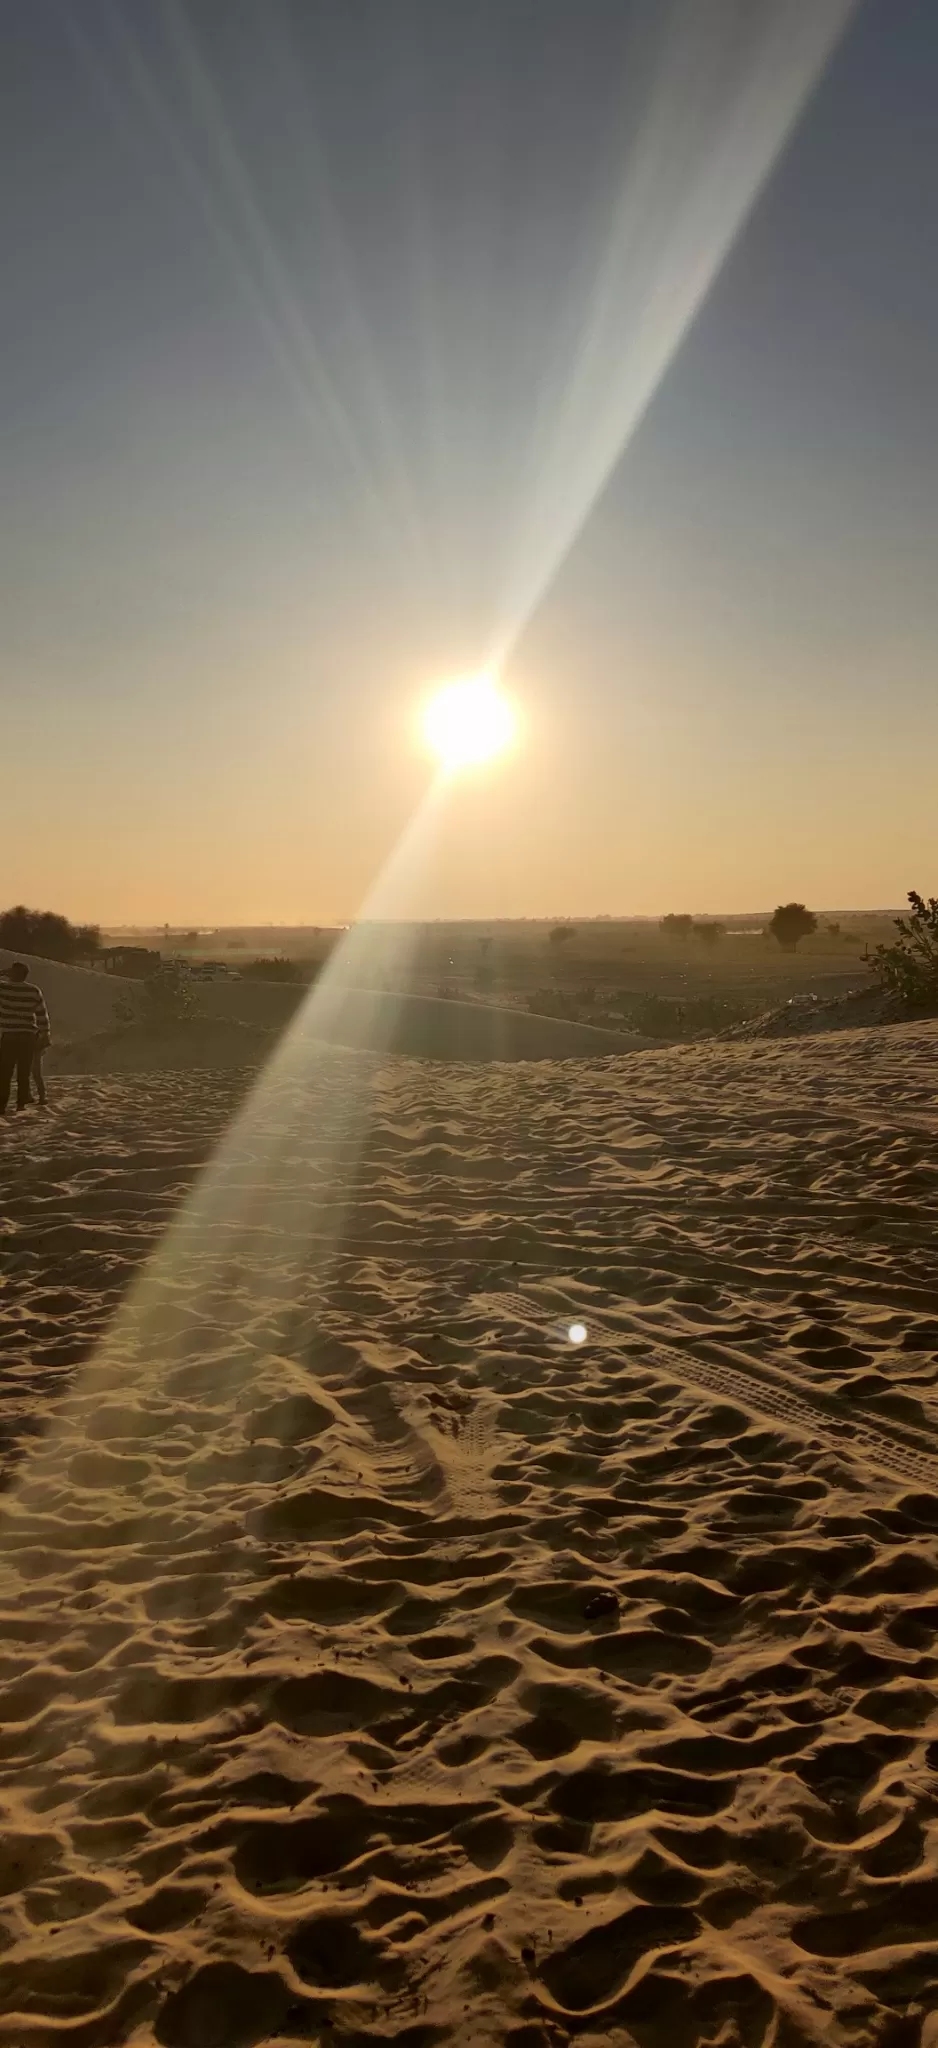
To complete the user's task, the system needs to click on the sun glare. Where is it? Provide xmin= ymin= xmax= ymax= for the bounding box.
xmin=422 ymin=673 xmax=517 ymax=773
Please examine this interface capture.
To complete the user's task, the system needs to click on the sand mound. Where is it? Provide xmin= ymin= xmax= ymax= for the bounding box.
xmin=302 ymin=985 xmax=651 ymax=1060
xmin=0 ymin=1019 xmax=936 ymax=2043
xmin=0 ymin=950 xmax=132 ymax=1046
xmin=54 ymin=1018 xmax=277 ymax=1076
xmin=725 ymin=983 xmax=933 ymax=1040
xmin=56 ymin=988 xmax=651 ymax=1071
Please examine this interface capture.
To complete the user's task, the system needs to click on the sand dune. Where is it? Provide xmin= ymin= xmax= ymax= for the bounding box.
xmin=57 ymin=981 xmax=651 ymax=1070
xmin=8 ymin=945 xmax=649 ymax=1068
xmin=0 ymin=951 xmax=132 ymax=1046
xmin=0 ymin=1019 xmax=937 ymax=2044
xmin=300 ymin=985 xmax=651 ymax=1061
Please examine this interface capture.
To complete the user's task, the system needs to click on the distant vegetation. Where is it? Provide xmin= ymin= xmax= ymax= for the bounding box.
xmin=528 ymin=985 xmax=758 ymax=1040
xmin=114 ymin=964 xmax=199 ymax=1033
xmin=549 ymin=924 xmax=577 ymax=946
xmin=0 ymin=904 xmax=101 ymax=963
xmin=146 ymin=969 xmax=201 ymax=1028
xmin=659 ymin=915 xmax=725 ymax=946
xmin=241 ymin=956 xmax=306 ymax=983
xmin=768 ymin=903 xmax=818 ymax=952
xmin=870 ymin=891 xmax=938 ymax=1006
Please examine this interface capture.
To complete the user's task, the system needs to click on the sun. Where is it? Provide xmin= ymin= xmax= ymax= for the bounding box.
xmin=422 ymin=673 xmax=517 ymax=773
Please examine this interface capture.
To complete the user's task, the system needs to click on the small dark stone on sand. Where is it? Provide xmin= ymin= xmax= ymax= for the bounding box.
xmin=583 ymin=1589 xmax=619 ymax=1620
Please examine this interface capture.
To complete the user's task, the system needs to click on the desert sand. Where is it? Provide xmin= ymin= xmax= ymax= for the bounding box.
xmin=0 ymin=952 xmax=129 ymax=1046
xmin=1 ymin=1018 xmax=937 ymax=2046
xmin=6 ymin=949 xmax=648 ymax=1072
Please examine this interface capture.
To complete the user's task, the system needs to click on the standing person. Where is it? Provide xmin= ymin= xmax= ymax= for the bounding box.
xmin=0 ymin=963 xmax=51 ymax=1115
xmin=30 ymin=1019 xmax=50 ymax=1108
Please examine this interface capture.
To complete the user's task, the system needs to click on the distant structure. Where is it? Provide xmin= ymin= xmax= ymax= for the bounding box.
xmin=186 ymin=961 xmax=235 ymax=981
xmin=100 ymin=946 xmax=162 ymax=978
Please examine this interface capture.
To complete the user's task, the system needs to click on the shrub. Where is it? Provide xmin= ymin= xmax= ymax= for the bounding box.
xmin=142 ymin=969 xmax=201 ymax=1032
xmin=768 ymin=903 xmax=817 ymax=952
xmin=241 ymin=955 xmax=303 ymax=982
xmin=549 ymin=924 xmax=576 ymax=946
xmin=694 ymin=921 xmax=726 ymax=946
xmin=869 ymin=892 xmax=938 ymax=1006
xmin=659 ymin=914 xmax=694 ymax=940
xmin=527 ymin=986 xmax=758 ymax=1038
xmin=611 ymin=990 xmax=757 ymax=1038
xmin=0 ymin=904 xmax=100 ymax=962
xmin=527 ymin=987 xmax=576 ymax=1019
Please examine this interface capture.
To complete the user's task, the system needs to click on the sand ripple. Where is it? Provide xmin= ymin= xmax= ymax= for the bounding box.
xmin=0 ymin=1023 xmax=936 ymax=2044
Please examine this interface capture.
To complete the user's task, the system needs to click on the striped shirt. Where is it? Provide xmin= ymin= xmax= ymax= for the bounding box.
xmin=0 ymin=978 xmax=50 ymax=1040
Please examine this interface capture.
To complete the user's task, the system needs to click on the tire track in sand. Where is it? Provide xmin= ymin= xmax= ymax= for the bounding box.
xmin=480 ymin=1286 xmax=938 ymax=1492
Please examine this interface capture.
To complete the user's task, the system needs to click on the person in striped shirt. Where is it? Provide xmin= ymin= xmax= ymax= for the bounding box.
xmin=0 ymin=963 xmax=51 ymax=1114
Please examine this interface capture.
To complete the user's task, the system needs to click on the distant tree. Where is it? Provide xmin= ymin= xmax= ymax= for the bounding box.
xmin=659 ymin=914 xmax=694 ymax=940
xmin=869 ymin=891 xmax=938 ymax=1006
xmin=549 ymin=925 xmax=576 ymax=946
xmin=827 ymin=922 xmax=841 ymax=937
xmin=694 ymin=921 xmax=726 ymax=947
xmin=768 ymin=903 xmax=818 ymax=953
xmin=0 ymin=904 xmax=100 ymax=963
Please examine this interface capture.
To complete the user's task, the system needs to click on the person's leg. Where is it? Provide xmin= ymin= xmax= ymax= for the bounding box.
xmin=31 ymin=1046 xmax=46 ymax=1107
xmin=14 ymin=1036 xmax=34 ymax=1111
xmin=0 ymin=1036 xmax=14 ymax=1114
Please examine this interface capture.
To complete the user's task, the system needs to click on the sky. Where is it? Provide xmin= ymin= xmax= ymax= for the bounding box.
xmin=2 ymin=0 xmax=937 ymax=924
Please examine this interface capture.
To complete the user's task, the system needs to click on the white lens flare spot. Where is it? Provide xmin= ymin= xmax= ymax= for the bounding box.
xmin=568 ymin=1321 xmax=588 ymax=1346
xmin=422 ymin=674 xmax=517 ymax=773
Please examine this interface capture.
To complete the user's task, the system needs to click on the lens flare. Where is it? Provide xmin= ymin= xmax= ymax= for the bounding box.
xmin=422 ymin=674 xmax=517 ymax=773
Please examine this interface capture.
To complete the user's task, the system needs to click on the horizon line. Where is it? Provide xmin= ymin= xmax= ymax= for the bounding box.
xmin=92 ymin=905 xmax=907 ymax=932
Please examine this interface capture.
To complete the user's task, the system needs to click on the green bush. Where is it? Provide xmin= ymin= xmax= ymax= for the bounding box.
xmin=869 ymin=892 xmax=938 ymax=1006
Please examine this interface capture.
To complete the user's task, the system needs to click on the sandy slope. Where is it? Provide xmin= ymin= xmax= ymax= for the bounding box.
xmin=55 ymin=987 xmax=650 ymax=1069
xmin=0 ymin=952 xmax=132 ymax=1047
xmin=0 ymin=1021 xmax=937 ymax=2046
